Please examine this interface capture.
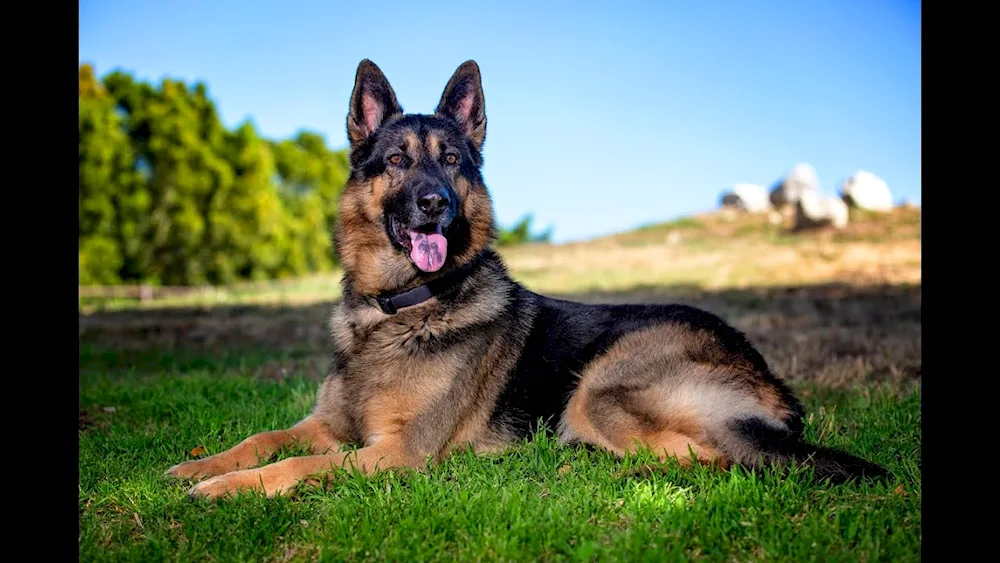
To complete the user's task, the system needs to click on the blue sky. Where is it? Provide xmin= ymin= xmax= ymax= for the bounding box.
xmin=79 ymin=1 xmax=920 ymax=243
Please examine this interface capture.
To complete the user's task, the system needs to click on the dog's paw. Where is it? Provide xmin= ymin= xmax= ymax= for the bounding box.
xmin=166 ymin=458 xmax=228 ymax=482
xmin=187 ymin=474 xmax=241 ymax=500
xmin=186 ymin=468 xmax=297 ymax=500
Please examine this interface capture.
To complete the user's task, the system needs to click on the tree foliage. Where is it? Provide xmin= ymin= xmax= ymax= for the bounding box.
xmin=79 ymin=64 xmax=350 ymax=286
xmin=497 ymin=214 xmax=553 ymax=246
xmin=80 ymin=64 xmax=551 ymax=286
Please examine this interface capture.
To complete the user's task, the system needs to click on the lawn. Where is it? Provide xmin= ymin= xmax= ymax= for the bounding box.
xmin=79 ymin=207 xmax=921 ymax=562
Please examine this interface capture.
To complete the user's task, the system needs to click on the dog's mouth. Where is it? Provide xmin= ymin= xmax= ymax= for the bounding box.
xmin=392 ymin=218 xmax=449 ymax=273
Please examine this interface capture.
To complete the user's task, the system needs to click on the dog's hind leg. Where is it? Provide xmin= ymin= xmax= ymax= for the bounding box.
xmin=559 ymin=377 xmax=729 ymax=468
xmin=557 ymin=324 xmax=888 ymax=482
xmin=556 ymin=325 xmax=789 ymax=469
xmin=166 ymin=414 xmax=344 ymax=482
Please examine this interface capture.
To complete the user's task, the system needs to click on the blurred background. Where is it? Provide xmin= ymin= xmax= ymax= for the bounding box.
xmin=79 ymin=0 xmax=919 ymax=298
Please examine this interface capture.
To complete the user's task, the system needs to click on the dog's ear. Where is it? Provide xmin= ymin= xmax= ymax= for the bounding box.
xmin=347 ymin=60 xmax=403 ymax=148
xmin=435 ymin=60 xmax=486 ymax=151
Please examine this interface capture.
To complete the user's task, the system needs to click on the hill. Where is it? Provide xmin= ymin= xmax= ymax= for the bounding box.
xmin=79 ymin=204 xmax=920 ymax=313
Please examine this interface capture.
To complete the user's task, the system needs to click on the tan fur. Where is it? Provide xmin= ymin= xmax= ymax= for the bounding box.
xmin=442 ymin=334 xmax=524 ymax=454
xmin=562 ymin=387 xmax=726 ymax=467
xmin=756 ymin=385 xmax=795 ymax=422
xmin=335 ymin=177 xmax=415 ymax=296
xmin=366 ymin=175 xmax=392 ymax=213
xmin=638 ymin=430 xmax=727 ymax=467
xmin=453 ymin=174 xmax=470 ymax=199
xmin=425 ymin=133 xmax=442 ymax=160
xmin=358 ymin=351 xmax=462 ymax=442
xmin=454 ymin=181 xmax=495 ymax=265
xmin=311 ymin=372 xmax=352 ymax=441
xmin=403 ymin=131 xmax=420 ymax=161
xmin=562 ymin=389 xmax=610 ymax=450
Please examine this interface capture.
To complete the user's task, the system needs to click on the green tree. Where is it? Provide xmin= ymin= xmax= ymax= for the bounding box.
xmin=79 ymin=64 xmax=352 ymax=286
xmin=79 ymin=64 xmax=138 ymax=285
xmin=205 ymin=121 xmax=284 ymax=282
xmin=272 ymin=131 xmax=349 ymax=239
xmin=498 ymin=214 xmax=553 ymax=246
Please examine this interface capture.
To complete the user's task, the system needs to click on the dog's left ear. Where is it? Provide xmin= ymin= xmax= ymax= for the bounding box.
xmin=435 ymin=60 xmax=486 ymax=151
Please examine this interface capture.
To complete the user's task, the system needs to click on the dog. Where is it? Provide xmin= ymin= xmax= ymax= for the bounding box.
xmin=167 ymin=59 xmax=888 ymax=499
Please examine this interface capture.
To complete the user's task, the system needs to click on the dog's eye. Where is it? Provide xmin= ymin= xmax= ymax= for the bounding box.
xmin=445 ymin=154 xmax=458 ymax=165
xmin=388 ymin=154 xmax=403 ymax=166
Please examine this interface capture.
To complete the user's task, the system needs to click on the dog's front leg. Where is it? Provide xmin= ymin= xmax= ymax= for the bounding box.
xmin=166 ymin=415 xmax=342 ymax=482
xmin=188 ymin=438 xmax=418 ymax=500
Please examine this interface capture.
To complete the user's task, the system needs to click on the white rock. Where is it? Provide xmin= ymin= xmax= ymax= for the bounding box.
xmin=841 ymin=170 xmax=893 ymax=212
xmin=719 ymin=183 xmax=771 ymax=213
xmin=795 ymin=188 xmax=849 ymax=230
xmin=770 ymin=162 xmax=820 ymax=207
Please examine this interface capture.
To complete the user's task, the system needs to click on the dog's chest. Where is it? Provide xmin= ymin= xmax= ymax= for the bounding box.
xmin=332 ymin=306 xmax=471 ymax=439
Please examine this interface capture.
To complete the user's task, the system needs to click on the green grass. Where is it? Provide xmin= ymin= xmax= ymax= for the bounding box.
xmin=80 ymin=345 xmax=920 ymax=562
xmin=80 ymin=207 xmax=921 ymax=561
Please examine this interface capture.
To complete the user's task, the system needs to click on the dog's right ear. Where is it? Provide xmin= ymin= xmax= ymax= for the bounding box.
xmin=347 ymin=60 xmax=403 ymax=148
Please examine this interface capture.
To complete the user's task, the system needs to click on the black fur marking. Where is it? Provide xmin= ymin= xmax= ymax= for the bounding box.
xmin=729 ymin=417 xmax=890 ymax=484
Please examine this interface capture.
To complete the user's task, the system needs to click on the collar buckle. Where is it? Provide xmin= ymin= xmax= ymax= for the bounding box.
xmin=376 ymin=295 xmax=398 ymax=315
xmin=364 ymin=295 xmax=397 ymax=315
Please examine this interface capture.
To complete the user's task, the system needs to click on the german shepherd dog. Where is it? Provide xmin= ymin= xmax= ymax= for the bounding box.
xmin=168 ymin=60 xmax=888 ymax=499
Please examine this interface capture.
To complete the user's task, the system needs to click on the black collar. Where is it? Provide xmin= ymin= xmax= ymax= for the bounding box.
xmin=363 ymin=256 xmax=482 ymax=315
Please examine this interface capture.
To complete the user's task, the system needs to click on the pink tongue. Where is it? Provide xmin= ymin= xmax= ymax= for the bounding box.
xmin=408 ymin=228 xmax=448 ymax=272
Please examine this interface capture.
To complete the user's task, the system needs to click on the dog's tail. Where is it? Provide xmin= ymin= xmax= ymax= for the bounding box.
xmin=720 ymin=417 xmax=890 ymax=484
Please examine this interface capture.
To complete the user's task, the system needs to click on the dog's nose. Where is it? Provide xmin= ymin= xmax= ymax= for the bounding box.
xmin=417 ymin=188 xmax=451 ymax=215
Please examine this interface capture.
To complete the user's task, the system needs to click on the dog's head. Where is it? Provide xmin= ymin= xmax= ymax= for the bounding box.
xmin=334 ymin=60 xmax=496 ymax=296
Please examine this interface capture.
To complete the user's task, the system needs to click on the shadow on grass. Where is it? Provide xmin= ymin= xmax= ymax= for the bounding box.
xmin=80 ymin=281 xmax=920 ymax=390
